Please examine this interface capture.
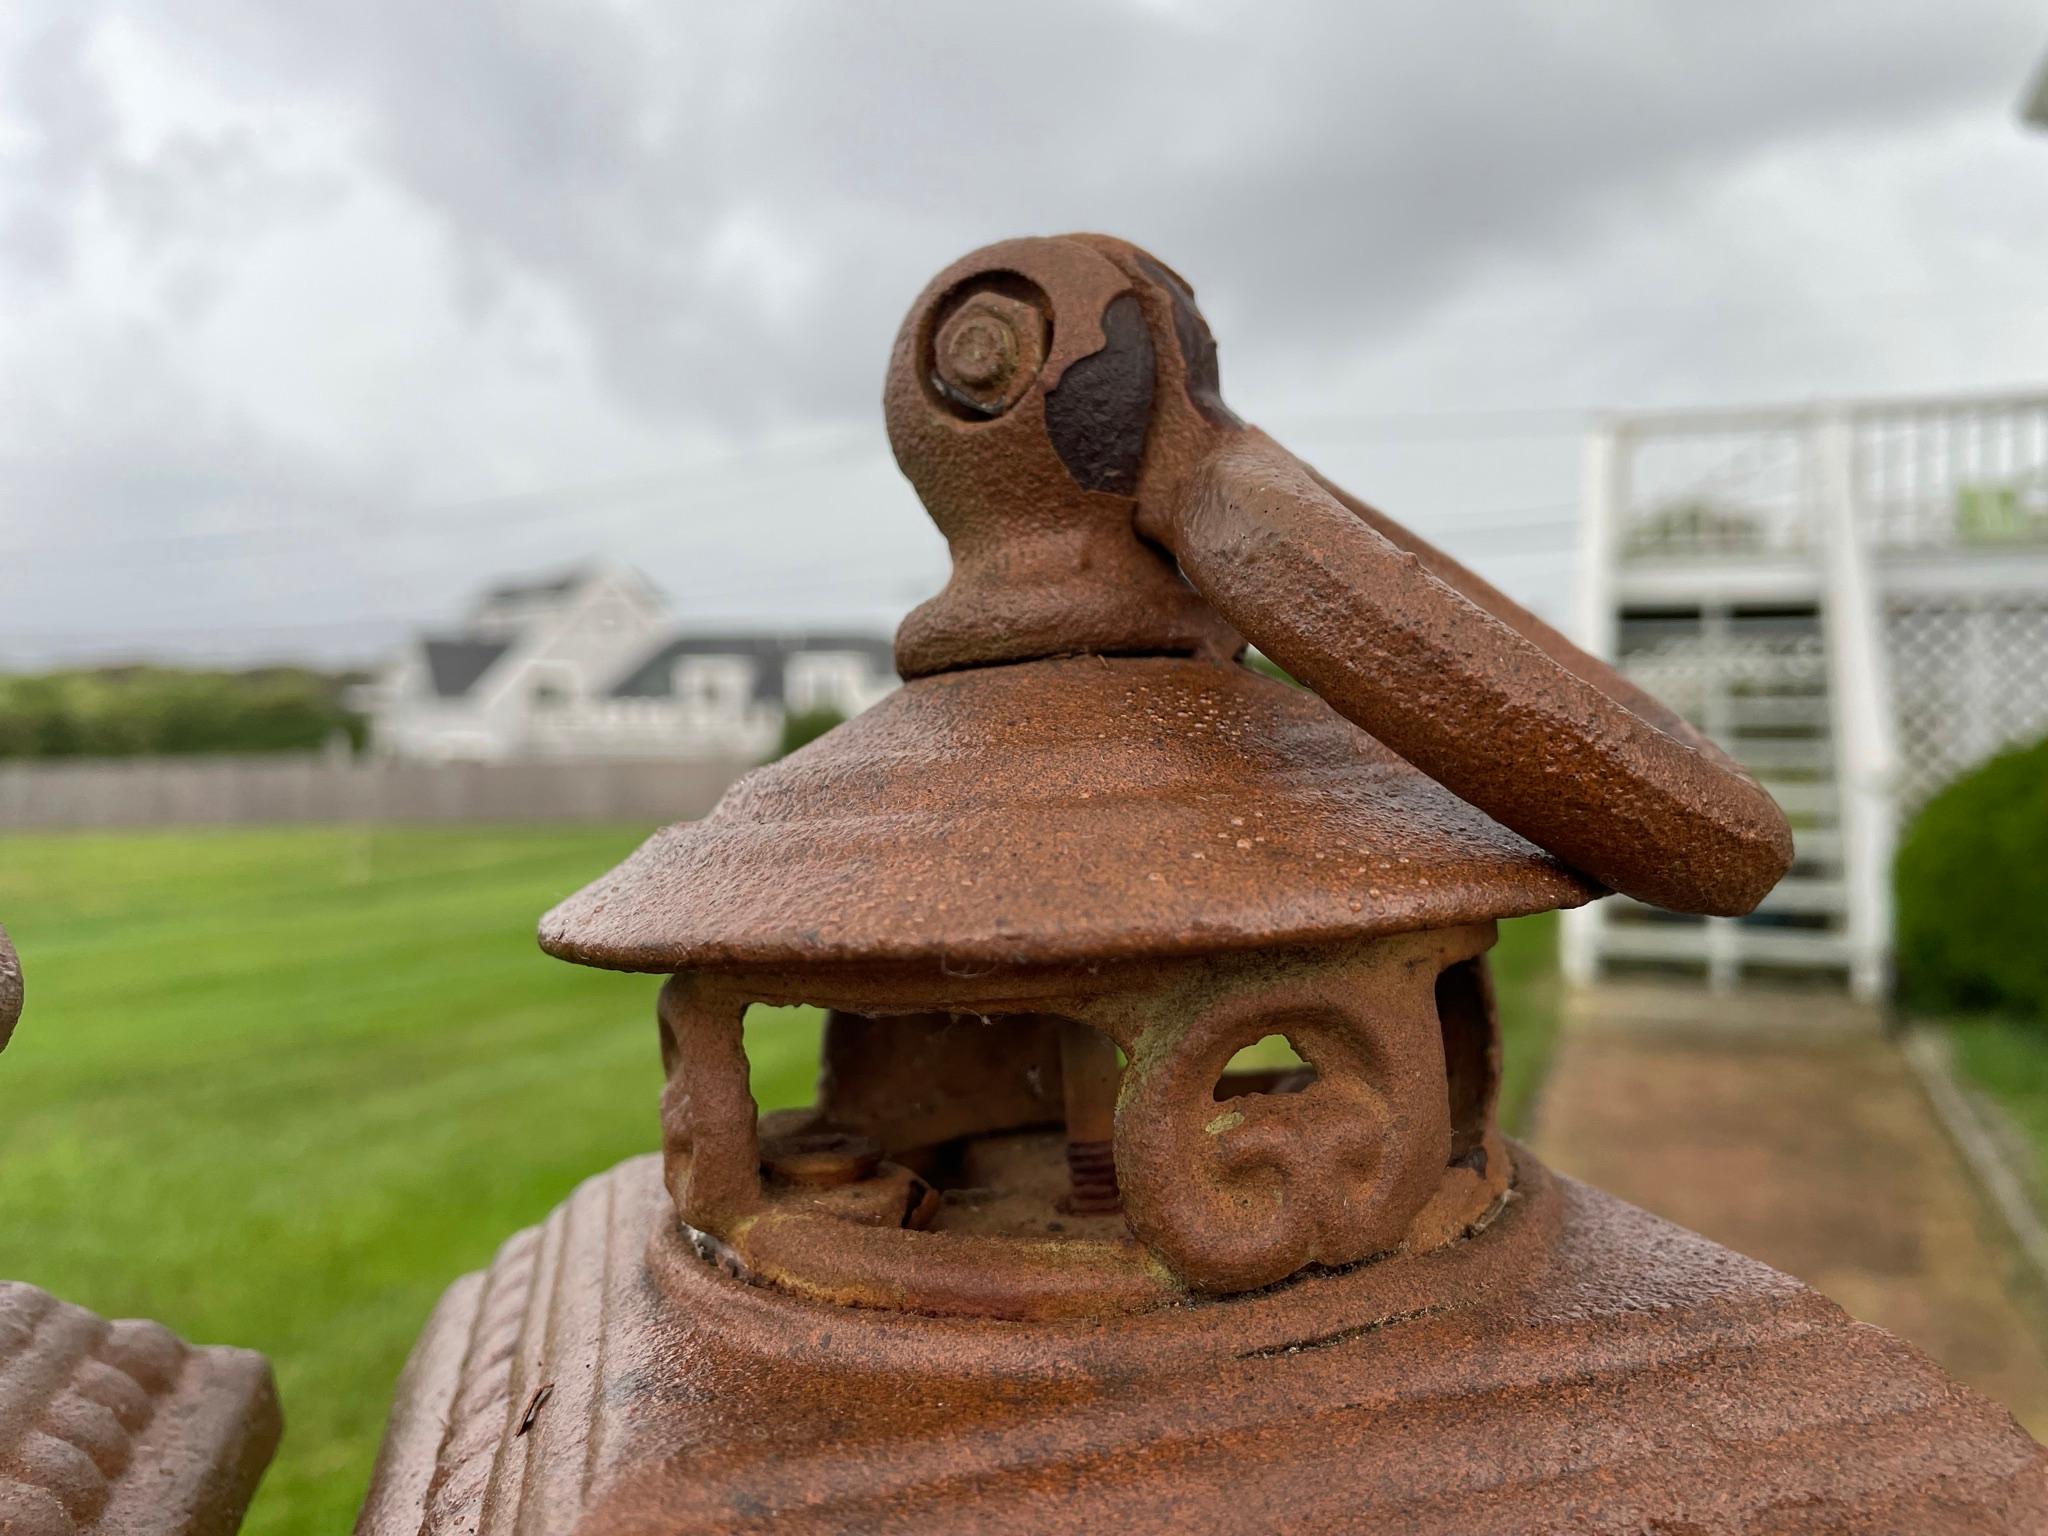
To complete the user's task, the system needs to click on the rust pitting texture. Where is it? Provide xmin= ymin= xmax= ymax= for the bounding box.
xmin=539 ymin=658 xmax=1595 ymax=974
xmin=526 ymin=219 xmax=1791 ymax=1336
xmin=546 ymin=231 xmax=1792 ymax=982
xmin=361 ymin=1155 xmax=2048 ymax=1534
xmin=0 ymin=1282 xmax=279 ymax=1536
xmin=363 ymin=229 xmax=2045 ymax=1533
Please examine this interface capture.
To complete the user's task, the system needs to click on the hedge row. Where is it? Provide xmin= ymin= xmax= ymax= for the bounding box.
xmin=0 ymin=666 xmax=367 ymax=759
xmin=1894 ymin=733 xmax=2048 ymax=1024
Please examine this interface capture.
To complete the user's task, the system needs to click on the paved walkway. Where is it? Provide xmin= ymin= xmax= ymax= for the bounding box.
xmin=1533 ymin=982 xmax=2048 ymax=1439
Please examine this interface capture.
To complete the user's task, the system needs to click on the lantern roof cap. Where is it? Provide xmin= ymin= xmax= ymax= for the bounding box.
xmin=538 ymin=655 xmax=1595 ymax=976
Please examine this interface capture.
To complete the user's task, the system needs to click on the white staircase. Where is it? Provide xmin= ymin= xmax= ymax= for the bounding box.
xmin=1589 ymin=604 xmax=1857 ymax=986
xmin=1562 ymin=390 xmax=2048 ymax=1001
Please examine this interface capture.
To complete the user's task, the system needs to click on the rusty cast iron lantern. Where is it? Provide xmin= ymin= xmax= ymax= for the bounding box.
xmin=340 ymin=235 xmax=2048 ymax=1533
xmin=527 ymin=233 xmax=1797 ymax=1313
xmin=7 ymin=240 xmax=2045 ymax=1536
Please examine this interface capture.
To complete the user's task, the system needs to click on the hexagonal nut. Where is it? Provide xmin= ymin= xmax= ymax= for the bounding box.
xmin=931 ymin=291 xmax=1047 ymax=416
xmin=760 ymin=1128 xmax=883 ymax=1188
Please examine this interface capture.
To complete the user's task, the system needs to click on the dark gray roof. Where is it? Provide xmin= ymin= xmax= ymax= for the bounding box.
xmin=422 ymin=636 xmax=513 ymax=697
xmin=610 ymin=633 xmax=895 ymax=702
xmin=482 ymin=568 xmax=586 ymax=604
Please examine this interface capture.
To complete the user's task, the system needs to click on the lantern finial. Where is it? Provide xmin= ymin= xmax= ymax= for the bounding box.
xmin=884 ymin=233 xmax=1792 ymax=914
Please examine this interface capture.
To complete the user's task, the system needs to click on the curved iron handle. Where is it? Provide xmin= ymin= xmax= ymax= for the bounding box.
xmin=1159 ymin=430 xmax=1794 ymax=915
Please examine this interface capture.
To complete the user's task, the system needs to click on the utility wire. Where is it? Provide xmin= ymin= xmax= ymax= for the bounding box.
xmin=0 ymin=431 xmax=884 ymax=562
xmin=0 ymin=405 xmax=1604 ymax=561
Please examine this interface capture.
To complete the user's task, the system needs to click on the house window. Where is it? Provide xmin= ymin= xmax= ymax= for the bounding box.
xmin=786 ymin=654 xmax=864 ymax=716
xmin=527 ymin=663 xmax=580 ymax=711
xmin=676 ymin=658 xmax=753 ymax=717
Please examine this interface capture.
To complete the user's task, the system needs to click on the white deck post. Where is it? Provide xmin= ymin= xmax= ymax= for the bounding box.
xmin=1699 ymin=604 xmax=1741 ymax=991
xmin=1561 ymin=418 xmax=1626 ymax=987
xmin=1817 ymin=408 xmax=1899 ymax=1001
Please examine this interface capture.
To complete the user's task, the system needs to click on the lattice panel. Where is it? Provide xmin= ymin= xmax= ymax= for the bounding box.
xmin=1887 ymin=597 xmax=2048 ymax=814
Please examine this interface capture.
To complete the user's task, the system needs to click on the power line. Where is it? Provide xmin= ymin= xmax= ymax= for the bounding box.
xmin=0 ymin=522 xmax=1580 ymax=649
xmin=0 ymin=488 xmax=1583 ymax=633
xmin=0 ymin=432 xmax=886 ymax=562
xmin=1273 ymin=406 xmax=1589 ymax=442
xmin=0 ymin=560 xmax=944 ymax=642
xmin=0 ymin=483 xmax=1579 ymax=569
xmin=0 ymin=407 xmax=1603 ymax=562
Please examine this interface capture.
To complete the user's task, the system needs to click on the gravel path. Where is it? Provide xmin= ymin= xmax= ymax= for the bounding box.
xmin=1534 ymin=982 xmax=2048 ymax=1439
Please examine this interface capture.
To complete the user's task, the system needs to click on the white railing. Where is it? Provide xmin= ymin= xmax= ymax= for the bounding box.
xmin=1818 ymin=408 xmax=1899 ymax=1000
xmin=1856 ymin=395 xmax=2048 ymax=551
xmin=1612 ymin=390 xmax=2048 ymax=562
xmin=1573 ymin=385 xmax=2048 ymax=1000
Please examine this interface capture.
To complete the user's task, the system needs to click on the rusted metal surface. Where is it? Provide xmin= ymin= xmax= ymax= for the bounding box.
xmin=648 ymin=925 xmax=1506 ymax=1313
xmin=530 ymin=226 xmax=1784 ymax=1322
xmin=540 ymin=655 xmax=1595 ymax=973
xmin=544 ymin=236 xmax=1789 ymax=983
xmin=362 ymin=1154 xmax=2048 ymax=1535
xmin=369 ymin=233 xmax=2045 ymax=1531
xmin=0 ymin=922 xmax=22 ymax=1051
xmin=0 ymin=1282 xmax=279 ymax=1536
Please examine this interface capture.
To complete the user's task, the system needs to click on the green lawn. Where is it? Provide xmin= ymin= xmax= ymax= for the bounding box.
xmin=0 ymin=827 xmax=826 ymax=1534
xmin=1490 ymin=909 xmax=1562 ymax=1136
xmin=1950 ymin=1016 xmax=2048 ymax=1205
xmin=0 ymin=827 xmax=1558 ymax=1532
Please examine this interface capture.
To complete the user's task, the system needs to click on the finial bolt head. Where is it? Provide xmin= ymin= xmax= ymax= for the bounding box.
xmin=932 ymin=291 xmax=1046 ymax=416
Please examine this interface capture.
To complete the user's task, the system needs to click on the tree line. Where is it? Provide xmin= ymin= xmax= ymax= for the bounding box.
xmin=0 ymin=666 xmax=368 ymax=759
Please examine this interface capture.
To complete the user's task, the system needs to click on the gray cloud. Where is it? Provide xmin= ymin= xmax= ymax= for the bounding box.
xmin=1 ymin=13 xmax=119 ymax=285
xmin=128 ymin=1 xmax=2038 ymax=417
xmin=3 ymin=0 xmax=2046 ymax=661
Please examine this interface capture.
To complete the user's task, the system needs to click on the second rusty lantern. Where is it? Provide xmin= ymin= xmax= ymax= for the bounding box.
xmin=536 ymin=234 xmax=1792 ymax=1318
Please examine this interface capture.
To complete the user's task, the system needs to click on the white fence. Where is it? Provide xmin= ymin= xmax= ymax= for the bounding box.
xmin=0 ymin=753 xmax=750 ymax=830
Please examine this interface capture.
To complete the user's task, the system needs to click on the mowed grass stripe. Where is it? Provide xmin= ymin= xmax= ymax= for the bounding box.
xmin=0 ymin=826 xmax=821 ymax=1536
xmin=0 ymin=824 xmax=1555 ymax=1533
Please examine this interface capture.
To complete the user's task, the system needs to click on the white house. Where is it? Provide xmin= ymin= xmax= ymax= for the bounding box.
xmin=360 ymin=564 xmax=898 ymax=762
xmin=1562 ymin=390 xmax=2048 ymax=1000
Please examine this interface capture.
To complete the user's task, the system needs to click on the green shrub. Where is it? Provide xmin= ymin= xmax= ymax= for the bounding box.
xmin=0 ymin=666 xmax=366 ymax=759
xmin=1894 ymin=733 xmax=2048 ymax=1023
xmin=774 ymin=706 xmax=847 ymax=760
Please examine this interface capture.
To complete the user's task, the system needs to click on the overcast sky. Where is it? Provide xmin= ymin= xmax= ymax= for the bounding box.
xmin=3 ymin=1 xmax=2046 ymax=668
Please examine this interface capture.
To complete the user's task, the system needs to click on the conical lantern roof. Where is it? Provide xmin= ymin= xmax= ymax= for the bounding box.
xmin=542 ymin=234 xmax=1791 ymax=977
xmin=538 ymin=654 xmax=1593 ymax=973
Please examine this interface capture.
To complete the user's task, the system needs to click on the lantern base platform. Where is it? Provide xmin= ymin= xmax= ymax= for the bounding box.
xmin=358 ymin=1152 xmax=2048 ymax=1536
